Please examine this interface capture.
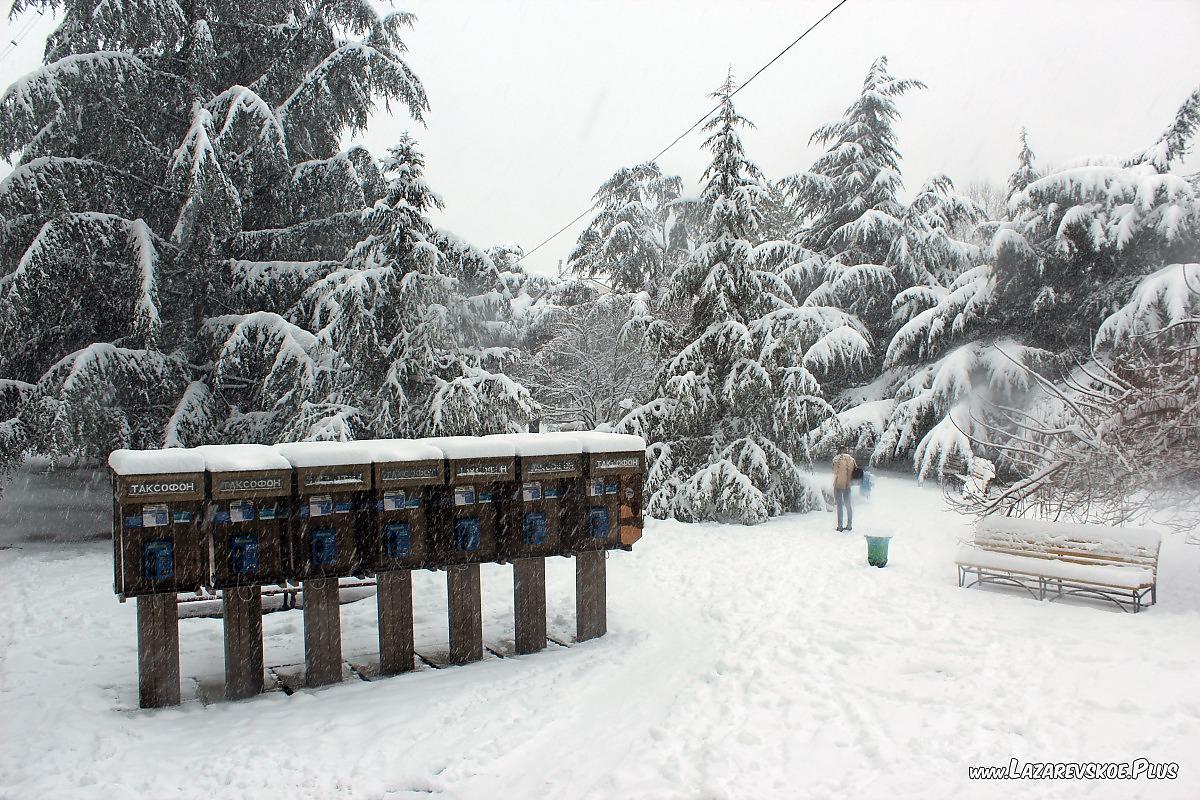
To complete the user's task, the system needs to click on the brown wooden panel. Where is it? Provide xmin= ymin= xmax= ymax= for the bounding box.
xmin=293 ymin=490 xmax=365 ymax=579
xmin=447 ymin=564 xmax=483 ymax=664
xmin=576 ymin=550 xmax=607 ymax=642
xmin=137 ymin=592 xmax=180 ymax=708
xmin=209 ymin=469 xmax=291 ymax=500
xmin=513 ymin=558 xmax=547 ymax=655
xmin=377 ymin=570 xmax=415 ymax=675
xmin=222 ymin=587 xmax=264 ymax=700
xmin=426 ymin=483 xmax=501 ymax=566
xmin=209 ymin=496 xmax=293 ymax=588
xmin=375 ymin=459 xmax=445 ymax=488
xmin=116 ymin=499 xmax=207 ymax=597
xmin=303 ymin=578 xmax=343 ymax=687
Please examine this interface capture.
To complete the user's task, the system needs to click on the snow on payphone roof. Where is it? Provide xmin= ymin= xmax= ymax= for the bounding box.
xmin=272 ymin=440 xmax=377 ymax=467
xmin=545 ymin=431 xmax=646 ymax=453
xmin=194 ymin=444 xmax=291 ymax=472
xmin=483 ymin=433 xmax=582 ymax=456
xmin=108 ymin=447 xmax=206 ymax=475
xmin=353 ymin=439 xmax=445 ymax=463
xmin=417 ymin=436 xmax=516 ymax=459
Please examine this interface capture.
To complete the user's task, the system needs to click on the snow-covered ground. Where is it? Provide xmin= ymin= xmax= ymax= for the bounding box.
xmin=1 ymin=473 xmax=1198 ymax=799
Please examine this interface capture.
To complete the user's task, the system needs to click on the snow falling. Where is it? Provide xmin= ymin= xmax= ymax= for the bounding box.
xmin=0 ymin=0 xmax=1198 ymax=797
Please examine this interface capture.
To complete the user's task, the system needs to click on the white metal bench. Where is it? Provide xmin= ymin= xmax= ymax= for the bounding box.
xmin=956 ymin=516 xmax=1162 ymax=612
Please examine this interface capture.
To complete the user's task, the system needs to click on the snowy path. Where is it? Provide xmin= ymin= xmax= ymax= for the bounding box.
xmin=1 ymin=474 xmax=1199 ymax=799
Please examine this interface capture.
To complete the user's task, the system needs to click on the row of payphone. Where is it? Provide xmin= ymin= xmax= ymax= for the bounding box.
xmin=110 ymin=434 xmax=646 ymax=600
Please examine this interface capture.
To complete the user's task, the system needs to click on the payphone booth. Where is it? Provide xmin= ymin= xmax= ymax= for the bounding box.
xmin=487 ymin=433 xmax=584 ymax=654
xmin=562 ymin=432 xmax=647 ymax=553
xmin=487 ymin=433 xmax=582 ymax=561
xmin=421 ymin=436 xmax=517 ymax=664
xmin=421 ymin=436 xmax=515 ymax=566
xmin=274 ymin=441 xmax=374 ymax=687
xmin=108 ymin=448 xmax=207 ymax=708
xmin=552 ymin=432 xmax=646 ymax=643
xmin=357 ymin=439 xmax=446 ymax=675
xmin=196 ymin=444 xmax=293 ymax=700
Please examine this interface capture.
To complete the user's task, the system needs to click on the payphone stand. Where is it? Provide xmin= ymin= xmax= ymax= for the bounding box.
xmin=548 ymin=432 xmax=646 ymax=644
xmin=357 ymin=439 xmax=446 ymax=676
xmin=197 ymin=444 xmax=292 ymax=700
xmin=109 ymin=448 xmax=207 ymax=708
xmin=420 ymin=437 xmax=517 ymax=665
xmin=486 ymin=433 xmax=583 ymax=655
xmin=275 ymin=442 xmax=373 ymax=688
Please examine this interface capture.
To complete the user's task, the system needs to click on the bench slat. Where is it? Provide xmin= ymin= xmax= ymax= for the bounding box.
xmin=972 ymin=540 xmax=1157 ymax=571
xmin=955 ymin=546 xmax=1154 ymax=590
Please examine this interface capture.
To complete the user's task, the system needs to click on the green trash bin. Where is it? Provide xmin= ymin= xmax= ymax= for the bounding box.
xmin=864 ymin=534 xmax=892 ymax=568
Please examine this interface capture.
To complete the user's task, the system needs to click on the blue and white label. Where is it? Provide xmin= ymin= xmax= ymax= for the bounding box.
xmin=309 ymin=495 xmax=333 ymax=517
xmin=230 ymin=500 xmax=255 ymax=524
xmin=383 ymin=490 xmax=406 ymax=512
xmin=142 ymin=504 xmax=169 ymax=528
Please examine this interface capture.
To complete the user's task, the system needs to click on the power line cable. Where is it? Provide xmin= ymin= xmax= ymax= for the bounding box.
xmin=0 ymin=9 xmax=45 ymax=67
xmin=514 ymin=0 xmax=851 ymax=273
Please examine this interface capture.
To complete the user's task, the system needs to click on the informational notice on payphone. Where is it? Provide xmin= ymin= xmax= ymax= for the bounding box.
xmin=229 ymin=500 xmax=255 ymax=523
xmin=454 ymin=486 xmax=476 ymax=506
xmin=382 ymin=490 xmax=406 ymax=511
xmin=142 ymin=504 xmax=169 ymax=528
xmin=521 ymin=481 xmax=542 ymax=502
xmin=586 ymin=478 xmax=604 ymax=498
xmin=309 ymin=495 xmax=334 ymax=517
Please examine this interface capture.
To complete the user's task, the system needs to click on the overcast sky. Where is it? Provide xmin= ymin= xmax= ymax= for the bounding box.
xmin=2 ymin=0 xmax=1198 ymax=275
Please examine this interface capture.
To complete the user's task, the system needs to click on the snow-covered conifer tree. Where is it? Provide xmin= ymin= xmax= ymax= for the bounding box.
xmin=567 ymin=162 xmax=687 ymax=293
xmin=0 ymin=1 xmax=428 ymax=470
xmin=783 ymin=57 xmax=979 ymax=344
xmin=1007 ymin=127 xmax=1039 ymax=199
xmin=859 ymin=88 xmax=1200 ymax=479
xmin=993 ymin=87 xmax=1200 ymax=352
xmin=620 ymin=73 xmax=870 ymax=524
xmin=298 ymin=136 xmax=536 ymax=438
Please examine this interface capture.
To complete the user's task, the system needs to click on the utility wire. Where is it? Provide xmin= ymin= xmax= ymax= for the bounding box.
xmin=0 ymin=9 xmax=45 ymax=67
xmin=515 ymin=0 xmax=851 ymax=272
